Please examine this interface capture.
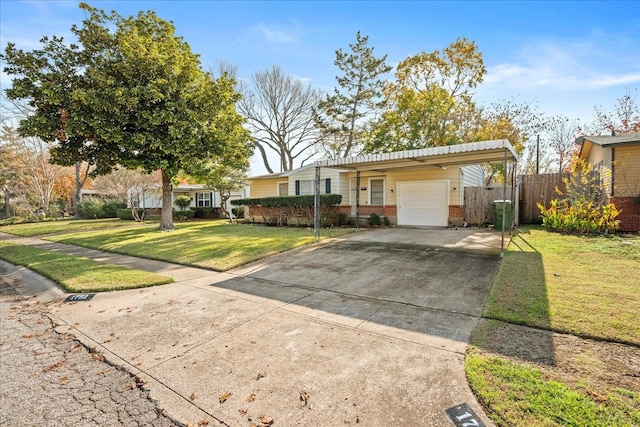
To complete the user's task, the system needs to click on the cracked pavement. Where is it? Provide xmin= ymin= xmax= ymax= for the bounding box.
xmin=0 ymin=275 xmax=183 ymax=427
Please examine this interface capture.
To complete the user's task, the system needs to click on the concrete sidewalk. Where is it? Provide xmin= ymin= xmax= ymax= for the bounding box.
xmin=1 ymin=229 xmax=499 ymax=426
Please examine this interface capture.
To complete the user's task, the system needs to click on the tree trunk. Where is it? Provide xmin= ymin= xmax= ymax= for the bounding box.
xmin=4 ymin=190 xmax=10 ymax=217
xmin=219 ymin=189 xmax=232 ymax=224
xmin=159 ymin=169 xmax=176 ymax=230
xmin=74 ymin=162 xmax=83 ymax=219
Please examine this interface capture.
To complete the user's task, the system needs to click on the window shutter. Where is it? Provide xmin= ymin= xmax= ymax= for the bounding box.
xmin=325 ymin=178 xmax=331 ymax=194
xmin=295 ymin=180 xmax=300 ymax=195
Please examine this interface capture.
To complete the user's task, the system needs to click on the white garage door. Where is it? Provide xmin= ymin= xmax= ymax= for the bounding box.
xmin=397 ymin=181 xmax=448 ymax=226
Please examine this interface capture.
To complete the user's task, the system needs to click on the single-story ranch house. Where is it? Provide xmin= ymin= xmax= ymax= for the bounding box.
xmin=576 ymin=132 xmax=640 ymax=232
xmin=248 ymin=139 xmax=517 ymax=228
xmin=129 ymin=183 xmax=248 ymax=217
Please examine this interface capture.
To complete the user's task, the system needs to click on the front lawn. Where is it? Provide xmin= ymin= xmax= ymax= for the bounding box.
xmin=0 ymin=241 xmax=173 ymax=292
xmin=467 ymin=226 xmax=640 ymax=426
xmin=484 ymin=226 xmax=640 ymax=345
xmin=43 ymin=220 xmax=354 ymax=271
xmin=0 ymin=218 xmax=141 ymax=237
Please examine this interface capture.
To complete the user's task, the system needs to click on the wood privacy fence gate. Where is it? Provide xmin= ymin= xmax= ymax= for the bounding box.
xmin=464 ymin=173 xmax=568 ymax=225
xmin=518 ymin=173 xmax=568 ymax=224
xmin=464 ymin=186 xmax=516 ymax=225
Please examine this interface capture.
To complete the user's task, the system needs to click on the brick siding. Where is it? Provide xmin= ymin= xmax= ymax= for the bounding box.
xmin=448 ymin=205 xmax=464 ymax=218
xmin=611 ymin=197 xmax=640 ymax=232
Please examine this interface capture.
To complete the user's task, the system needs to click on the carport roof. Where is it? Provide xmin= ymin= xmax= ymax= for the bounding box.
xmin=314 ymin=139 xmax=517 ymax=171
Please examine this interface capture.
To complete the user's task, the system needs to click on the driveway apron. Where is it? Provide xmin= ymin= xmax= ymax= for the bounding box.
xmin=10 ymin=228 xmax=503 ymax=426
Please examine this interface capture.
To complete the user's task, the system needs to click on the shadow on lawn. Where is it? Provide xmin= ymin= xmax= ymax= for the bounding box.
xmin=470 ymin=229 xmax=556 ymax=365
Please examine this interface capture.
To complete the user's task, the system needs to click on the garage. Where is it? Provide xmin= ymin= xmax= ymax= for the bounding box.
xmin=397 ymin=181 xmax=448 ymax=226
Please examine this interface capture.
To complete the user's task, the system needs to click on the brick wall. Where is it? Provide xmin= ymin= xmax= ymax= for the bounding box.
xmin=449 ymin=205 xmax=464 ymax=218
xmin=448 ymin=204 xmax=465 ymax=227
xmin=358 ymin=205 xmax=397 ymax=216
xmin=611 ymin=197 xmax=640 ymax=232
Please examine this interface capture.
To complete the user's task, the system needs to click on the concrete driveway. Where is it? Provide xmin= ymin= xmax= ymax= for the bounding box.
xmin=45 ymin=227 xmax=503 ymax=426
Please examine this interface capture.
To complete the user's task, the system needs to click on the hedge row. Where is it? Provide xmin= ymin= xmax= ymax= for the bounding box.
xmin=116 ymin=209 xmax=195 ymax=221
xmin=191 ymin=206 xmax=216 ymax=219
xmin=230 ymin=194 xmax=342 ymax=208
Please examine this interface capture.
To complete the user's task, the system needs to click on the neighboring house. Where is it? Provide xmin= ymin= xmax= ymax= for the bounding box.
xmin=576 ymin=132 xmax=640 ymax=232
xmin=247 ymin=140 xmax=516 ymax=227
xmin=130 ymin=183 xmax=249 ymax=217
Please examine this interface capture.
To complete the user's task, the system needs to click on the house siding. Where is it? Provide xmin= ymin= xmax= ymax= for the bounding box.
xmin=613 ymin=145 xmax=640 ymax=197
xmin=287 ymin=167 xmax=345 ymax=199
xmin=586 ymin=144 xmax=613 ymax=196
xmin=461 ymin=165 xmax=484 ymax=187
xmin=248 ymin=177 xmax=281 ymax=198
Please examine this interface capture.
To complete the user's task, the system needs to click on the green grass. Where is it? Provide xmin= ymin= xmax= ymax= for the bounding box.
xmin=0 ymin=241 xmax=173 ymax=292
xmin=466 ymin=350 xmax=640 ymax=427
xmin=0 ymin=218 xmax=141 ymax=237
xmin=484 ymin=226 xmax=640 ymax=345
xmin=43 ymin=220 xmax=354 ymax=271
xmin=467 ymin=225 xmax=640 ymax=426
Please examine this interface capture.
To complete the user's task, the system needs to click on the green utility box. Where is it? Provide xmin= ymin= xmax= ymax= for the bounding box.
xmin=493 ymin=200 xmax=512 ymax=229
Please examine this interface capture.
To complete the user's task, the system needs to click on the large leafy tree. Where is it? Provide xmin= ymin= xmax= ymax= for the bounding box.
xmin=2 ymin=35 xmax=105 ymax=217
xmin=240 ymin=65 xmax=321 ymax=173
xmin=4 ymin=3 xmax=252 ymax=230
xmin=364 ymin=38 xmax=486 ymax=152
xmin=315 ymin=32 xmax=391 ymax=158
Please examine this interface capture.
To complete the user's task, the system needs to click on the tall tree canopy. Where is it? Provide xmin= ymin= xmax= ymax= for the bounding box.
xmin=315 ymin=31 xmax=392 ymax=159
xmin=364 ymin=38 xmax=486 ymax=152
xmin=2 ymin=3 xmax=252 ymax=229
xmin=240 ymin=65 xmax=321 ymax=173
xmin=590 ymin=89 xmax=640 ymax=135
xmin=2 ymin=34 xmax=104 ymax=216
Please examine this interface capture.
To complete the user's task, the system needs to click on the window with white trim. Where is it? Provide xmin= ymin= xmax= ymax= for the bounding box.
xmin=295 ymin=178 xmax=331 ymax=195
xmin=196 ymin=192 xmax=211 ymax=207
xmin=278 ymin=182 xmax=288 ymax=196
xmin=370 ymin=178 xmax=384 ymax=204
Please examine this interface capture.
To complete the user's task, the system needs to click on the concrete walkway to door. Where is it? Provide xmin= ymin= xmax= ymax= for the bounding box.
xmin=1 ymin=227 xmax=505 ymax=426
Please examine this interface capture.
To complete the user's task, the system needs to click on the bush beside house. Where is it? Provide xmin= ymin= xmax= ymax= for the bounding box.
xmin=78 ymin=197 xmax=126 ymax=219
xmin=231 ymin=194 xmax=343 ymax=226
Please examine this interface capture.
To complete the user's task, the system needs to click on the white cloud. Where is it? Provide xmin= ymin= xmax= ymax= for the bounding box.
xmin=483 ymin=36 xmax=640 ymax=92
xmin=254 ymin=23 xmax=299 ymax=44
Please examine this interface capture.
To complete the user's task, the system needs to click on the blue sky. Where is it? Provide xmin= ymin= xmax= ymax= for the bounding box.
xmin=1 ymin=0 xmax=639 ymax=174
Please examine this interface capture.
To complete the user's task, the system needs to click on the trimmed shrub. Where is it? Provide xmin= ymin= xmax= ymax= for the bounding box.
xmin=335 ymin=212 xmax=349 ymax=226
xmin=383 ymin=216 xmax=391 ymax=226
xmin=174 ymin=195 xmax=191 ymax=210
xmin=192 ymin=206 xmax=215 ymax=219
xmin=232 ymin=194 xmax=343 ymax=226
xmin=77 ymin=197 xmax=104 ymax=219
xmin=102 ymin=199 xmax=127 ymax=218
xmin=232 ymin=206 xmax=245 ymax=219
xmin=368 ymin=213 xmax=381 ymax=226
xmin=116 ymin=208 xmax=135 ymax=220
xmin=231 ymin=194 xmax=342 ymax=208
xmin=173 ymin=210 xmax=195 ymax=221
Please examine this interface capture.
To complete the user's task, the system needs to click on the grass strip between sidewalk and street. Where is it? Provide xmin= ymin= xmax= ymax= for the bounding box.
xmin=466 ymin=351 xmax=640 ymax=427
xmin=466 ymin=226 xmax=640 ymax=426
xmin=42 ymin=220 xmax=355 ymax=271
xmin=0 ymin=241 xmax=173 ymax=292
